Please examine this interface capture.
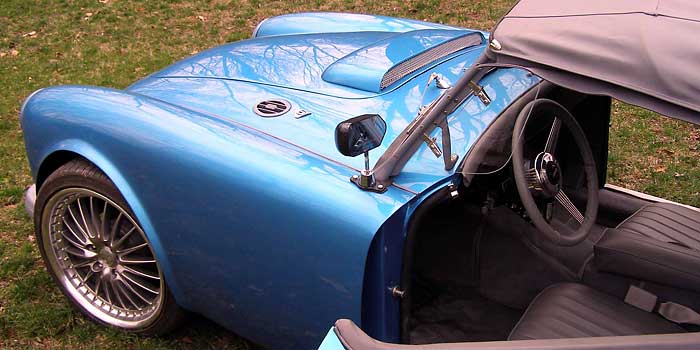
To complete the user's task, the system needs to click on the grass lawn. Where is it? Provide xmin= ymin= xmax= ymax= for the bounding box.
xmin=1 ymin=0 xmax=698 ymax=349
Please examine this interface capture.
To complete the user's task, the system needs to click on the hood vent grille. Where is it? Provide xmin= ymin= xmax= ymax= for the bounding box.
xmin=380 ymin=33 xmax=483 ymax=90
xmin=254 ymin=99 xmax=291 ymax=117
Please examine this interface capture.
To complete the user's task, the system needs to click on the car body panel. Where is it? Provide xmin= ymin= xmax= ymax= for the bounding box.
xmin=151 ymin=31 xmax=392 ymax=99
xmin=130 ymin=61 xmax=538 ymax=194
xmin=21 ymin=12 xmax=539 ymax=350
xmin=317 ymin=327 xmax=345 ymax=350
xmin=21 ymin=86 xmax=416 ymax=349
xmin=148 ymin=29 xmax=483 ymax=98
xmin=252 ymin=12 xmax=462 ymax=38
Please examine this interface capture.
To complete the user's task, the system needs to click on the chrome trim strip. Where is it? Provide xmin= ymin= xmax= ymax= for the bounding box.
xmin=604 ymin=183 xmax=700 ymax=213
xmin=391 ymin=183 xmax=418 ymax=195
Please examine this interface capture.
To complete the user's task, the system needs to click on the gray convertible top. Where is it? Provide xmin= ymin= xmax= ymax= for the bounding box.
xmin=487 ymin=0 xmax=700 ymax=124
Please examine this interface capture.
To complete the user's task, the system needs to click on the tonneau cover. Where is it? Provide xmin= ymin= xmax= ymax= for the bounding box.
xmin=488 ymin=0 xmax=700 ymax=123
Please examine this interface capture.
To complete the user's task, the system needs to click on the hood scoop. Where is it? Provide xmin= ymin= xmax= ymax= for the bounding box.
xmin=322 ymin=30 xmax=483 ymax=93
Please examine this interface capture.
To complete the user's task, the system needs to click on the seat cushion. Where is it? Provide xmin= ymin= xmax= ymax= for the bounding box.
xmin=508 ymin=283 xmax=684 ymax=340
xmin=618 ymin=203 xmax=700 ymax=251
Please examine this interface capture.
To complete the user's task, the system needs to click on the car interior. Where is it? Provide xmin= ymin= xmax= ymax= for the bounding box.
xmin=403 ymin=82 xmax=700 ymax=345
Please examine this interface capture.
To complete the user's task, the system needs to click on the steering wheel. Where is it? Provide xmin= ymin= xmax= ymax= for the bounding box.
xmin=511 ymin=99 xmax=599 ymax=246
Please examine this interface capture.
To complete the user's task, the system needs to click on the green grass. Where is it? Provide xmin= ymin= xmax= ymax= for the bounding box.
xmin=608 ymin=102 xmax=700 ymax=205
xmin=0 ymin=0 xmax=698 ymax=349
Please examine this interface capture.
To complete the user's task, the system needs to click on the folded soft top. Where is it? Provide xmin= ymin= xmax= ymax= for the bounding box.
xmin=488 ymin=0 xmax=700 ymax=123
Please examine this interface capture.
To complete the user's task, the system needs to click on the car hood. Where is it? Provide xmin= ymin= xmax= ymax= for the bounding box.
xmin=129 ymin=30 xmax=539 ymax=193
xmin=150 ymin=29 xmax=482 ymax=98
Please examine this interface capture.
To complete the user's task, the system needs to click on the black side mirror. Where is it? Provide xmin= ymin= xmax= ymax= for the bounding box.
xmin=335 ymin=114 xmax=387 ymax=157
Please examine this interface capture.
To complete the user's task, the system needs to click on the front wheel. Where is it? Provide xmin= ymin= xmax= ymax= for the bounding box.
xmin=34 ymin=159 xmax=185 ymax=334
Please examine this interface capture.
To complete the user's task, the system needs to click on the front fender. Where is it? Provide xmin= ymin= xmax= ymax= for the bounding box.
xmin=31 ymin=140 xmax=184 ymax=302
xmin=20 ymin=87 xmax=199 ymax=305
xmin=20 ymin=85 xmax=417 ymax=349
xmin=253 ymin=12 xmax=462 ymax=38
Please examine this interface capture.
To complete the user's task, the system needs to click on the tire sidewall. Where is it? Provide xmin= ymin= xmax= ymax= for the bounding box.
xmin=34 ymin=160 xmax=178 ymax=335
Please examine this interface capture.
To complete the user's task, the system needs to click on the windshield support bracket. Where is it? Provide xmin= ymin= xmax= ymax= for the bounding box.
xmin=370 ymin=45 xmax=494 ymax=187
xmin=437 ymin=118 xmax=459 ymax=170
xmin=468 ymin=80 xmax=491 ymax=106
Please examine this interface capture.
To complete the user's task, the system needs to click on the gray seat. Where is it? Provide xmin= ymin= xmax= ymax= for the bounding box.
xmin=508 ymin=283 xmax=684 ymax=340
xmin=618 ymin=202 xmax=700 ymax=251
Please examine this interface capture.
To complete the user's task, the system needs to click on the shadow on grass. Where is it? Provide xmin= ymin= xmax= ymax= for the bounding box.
xmin=1 ymin=307 xmax=254 ymax=350
xmin=165 ymin=313 xmax=256 ymax=350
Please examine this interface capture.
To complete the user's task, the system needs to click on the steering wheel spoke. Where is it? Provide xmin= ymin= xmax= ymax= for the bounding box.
xmin=544 ymin=117 xmax=561 ymax=154
xmin=555 ymin=190 xmax=584 ymax=224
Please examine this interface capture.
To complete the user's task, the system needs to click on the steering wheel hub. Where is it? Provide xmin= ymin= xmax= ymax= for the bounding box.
xmin=534 ymin=152 xmax=562 ymax=197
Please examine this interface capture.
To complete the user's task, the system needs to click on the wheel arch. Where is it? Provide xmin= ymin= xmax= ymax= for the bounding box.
xmin=33 ymin=142 xmax=187 ymax=306
xmin=35 ymin=150 xmax=82 ymax=190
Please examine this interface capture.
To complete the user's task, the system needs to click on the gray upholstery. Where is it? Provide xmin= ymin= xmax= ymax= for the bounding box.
xmin=617 ymin=203 xmax=700 ymax=251
xmin=333 ymin=319 xmax=700 ymax=350
xmin=594 ymin=228 xmax=700 ymax=293
xmin=508 ymin=283 xmax=684 ymax=340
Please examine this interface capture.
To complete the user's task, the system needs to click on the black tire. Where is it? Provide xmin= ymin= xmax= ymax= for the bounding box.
xmin=34 ymin=158 xmax=186 ymax=335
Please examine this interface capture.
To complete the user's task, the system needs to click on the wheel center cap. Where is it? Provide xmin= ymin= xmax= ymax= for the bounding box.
xmin=98 ymin=247 xmax=117 ymax=268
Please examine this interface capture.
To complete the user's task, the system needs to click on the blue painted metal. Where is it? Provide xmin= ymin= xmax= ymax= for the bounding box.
xmin=360 ymin=177 xmax=458 ymax=344
xmin=319 ymin=184 xmax=451 ymax=350
xmin=361 ymin=208 xmax=405 ymax=343
xmin=151 ymin=31 xmax=393 ymax=99
xmin=20 ymin=12 xmax=541 ymax=350
xmin=317 ymin=327 xmax=345 ymax=350
xmin=253 ymin=12 xmax=461 ymax=38
xmin=129 ymin=33 xmax=538 ymax=193
xmin=21 ymin=86 xmax=415 ymax=349
xmin=322 ymin=29 xmax=478 ymax=92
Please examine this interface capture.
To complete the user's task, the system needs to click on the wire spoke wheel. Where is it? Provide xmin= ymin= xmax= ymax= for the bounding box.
xmin=41 ymin=188 xmax=164 ymax=328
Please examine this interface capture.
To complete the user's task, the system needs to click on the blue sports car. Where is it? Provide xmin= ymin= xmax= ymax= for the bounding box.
xmin=20 ymin=1 xmax=700 ymax=349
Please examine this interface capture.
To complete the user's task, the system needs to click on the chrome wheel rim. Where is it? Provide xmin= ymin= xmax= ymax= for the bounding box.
xmin=41 ymin=188 xmax=164 ymax=328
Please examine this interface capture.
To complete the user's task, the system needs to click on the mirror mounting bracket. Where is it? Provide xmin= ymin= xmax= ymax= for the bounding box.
xmin=350 ymin=172 xmax=387 ymax=193
xmin=350 ymin=151 xmax=387 ymax=193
